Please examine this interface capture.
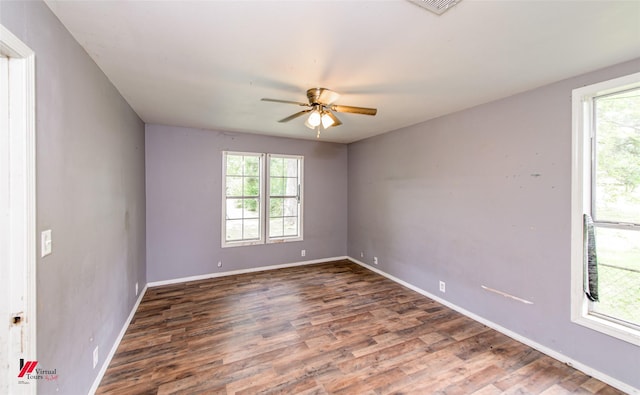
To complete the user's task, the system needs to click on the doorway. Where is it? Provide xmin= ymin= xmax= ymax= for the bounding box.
xmin=0 ymin=24 xmax=36 ymax=395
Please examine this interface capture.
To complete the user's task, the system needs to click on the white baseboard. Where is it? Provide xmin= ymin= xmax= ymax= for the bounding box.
xmin=147 ymin=256 xmax=348 ymax=288
xmin=88 ymin=284 xmax=149 ymax=395
xmin=348 ymin=257 xmax=638 ymax=395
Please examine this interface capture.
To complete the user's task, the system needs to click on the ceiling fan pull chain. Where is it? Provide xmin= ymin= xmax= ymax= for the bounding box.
xmin=316 ymin=127 xmax=321 ymax=139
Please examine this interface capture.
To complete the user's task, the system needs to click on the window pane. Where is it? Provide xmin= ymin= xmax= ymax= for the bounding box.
xmin=594 ymin=88 xmax=640 ymax=224
xmin=285 ymin=178 xmax=298 ymax=196
xmin=243 ymin=219 xmax=260 ymax=240
xmin=226 ymin=155 xmax=243 ymax=176
xmin=284 ymin=217 xmax=298 ymax=236
xmin=270 ymin=157 xmax=284 ymax=177
xmin=244 ymin=156 xmax=260 ymax=176
xmin=226 ymin=220 xmax=243 ymax=241
xmin=270 ymin=198 xmax=283 ymax=217
xmin=283 ymin=198 xmax=298 ymax=216
xmin=270 ymin=177 xmax=285 ymax=196
xmin=592 ymin=226 xmax=640 ymax=327
xmin=244 ymin=177 xmax=260 ymax=197
xmin=269 ymin=218 xmax=283 ymax=238
xmin=226 ymin=176 xmax=242 ymax=197
xmin=226 ymin=199 xmax=243 ymax=219
xmin=244 ymin=198 xmax=259 ymax=218
xmin=284 ymin=158 xmax=298 ymax=177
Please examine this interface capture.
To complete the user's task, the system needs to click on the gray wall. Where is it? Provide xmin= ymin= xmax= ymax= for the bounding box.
xmin=1 ymin=2 xmax=146 ymax=394
xmin=145 ymin=124 xmax=347 ymax=282
xmin=348 ymin=58 xmax=640 ymax=389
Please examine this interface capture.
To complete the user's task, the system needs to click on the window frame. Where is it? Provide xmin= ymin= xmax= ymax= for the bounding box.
xmin=221 ymin=151 xmax=304 ymax=248
xmin=221 ymin=151 xmax=265 ymax=248
xmin=571 ymin=71 xmax=640 ymax=346
xmin=266 ymin=153 xmax=304 ymax=244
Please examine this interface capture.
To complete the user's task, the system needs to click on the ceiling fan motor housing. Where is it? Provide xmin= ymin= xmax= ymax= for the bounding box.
xmin=307 ymin=88 xmax=323 ymax=104
xmin=306 ymin=88 xmax=340 ymax=106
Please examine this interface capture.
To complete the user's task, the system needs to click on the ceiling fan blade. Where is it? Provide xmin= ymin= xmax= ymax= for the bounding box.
xmin=262 ymin=98 xmax=310 ymax=107
xmin=331 ymin=105 xmax=377 ymax=116
xmin=278 ymin=110 xmax=311 ymax=123
xmin=325 ymin=111 xmax=342 ymax=127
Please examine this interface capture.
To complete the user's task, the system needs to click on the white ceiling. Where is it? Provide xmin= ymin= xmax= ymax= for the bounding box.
xmin=45 ymin=0 xmax=640 ymax=144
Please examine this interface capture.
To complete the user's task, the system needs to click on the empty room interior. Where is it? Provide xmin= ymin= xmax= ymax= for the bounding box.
xmin=2 ymin=0 xmax=640 ymax=394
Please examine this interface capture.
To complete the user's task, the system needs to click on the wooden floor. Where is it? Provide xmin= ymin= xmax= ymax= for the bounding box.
xmin=97 ymin=260 xmax=624 ymax=395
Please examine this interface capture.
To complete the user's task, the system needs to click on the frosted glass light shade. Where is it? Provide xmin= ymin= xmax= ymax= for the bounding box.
xmin=307 ymin=111 xmax=321 ymax=127
xmin=321 ymin=113 xmax=334 ymax=128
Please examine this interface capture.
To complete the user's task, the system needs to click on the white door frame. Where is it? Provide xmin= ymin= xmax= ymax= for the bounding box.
xmin=0 ymin=24 xmax=36 ymax=395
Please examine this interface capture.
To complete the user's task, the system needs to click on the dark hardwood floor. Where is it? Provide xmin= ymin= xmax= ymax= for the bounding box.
xmin=96 ymin=260 xmax=624 ymax=394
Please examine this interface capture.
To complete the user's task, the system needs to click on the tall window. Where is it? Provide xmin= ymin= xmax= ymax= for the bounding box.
xmin=571 ymin=72 xmax=640 ymax=346
xmin=222 ymin=151 xmax=303 ymax=247
xmin=268 ymin=154 xmax=303 ymax=241
xmin=223 ymin=152 xmax=263 ymax=246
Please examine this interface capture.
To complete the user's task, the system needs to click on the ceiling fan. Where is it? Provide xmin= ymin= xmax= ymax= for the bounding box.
xmin=261 ymin=88 xmax=377 ymax=138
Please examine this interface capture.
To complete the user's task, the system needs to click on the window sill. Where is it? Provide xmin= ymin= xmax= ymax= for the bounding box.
xmin=267 ymin=236 xmax=303 ymax=244
xmin=572 ymin=311 xmax=640 ymax=347
xmin=221 ymin=240 xmax=264 ymax=248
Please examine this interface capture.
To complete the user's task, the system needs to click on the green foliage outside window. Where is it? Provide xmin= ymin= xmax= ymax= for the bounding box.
xmin=226 ymin=155 xmax=260 ymax=212
xmin=595 ymin=88 xmax=640 ymax=222
xmin=593 ymin=87 xmax=640 ymax=326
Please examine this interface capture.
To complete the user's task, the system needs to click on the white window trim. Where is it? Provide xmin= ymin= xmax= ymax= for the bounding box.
xmin=221 ymin=151 xmax=304 ymax=248
xmin=570 ymin=71 xmax=640 ymax=346
xmin=221 ymin=151 xmax=265 ymax=248
xmin=266 ymin=153 xmax=304 ymax=244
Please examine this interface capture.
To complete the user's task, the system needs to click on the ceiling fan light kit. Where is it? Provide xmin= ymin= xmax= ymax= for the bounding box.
xmin=307 ymin=111 xmax=321 ymax=127
xmin=321 ymin=113 xmax=334 ymax=129
xmin=261 ymin=88 xmax=377 ymax=139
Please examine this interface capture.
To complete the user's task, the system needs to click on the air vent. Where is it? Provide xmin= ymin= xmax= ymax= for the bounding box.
xmin=407 ymin=0 xmax=462 ymax=15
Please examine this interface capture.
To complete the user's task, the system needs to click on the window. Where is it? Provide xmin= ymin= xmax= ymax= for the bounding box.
xmin=571 ymin=72 xmax=640 ymax=346
xmin=267 ymin=154 xmax=303 ymax=241
xmin=222 ymin=151 xmax=303 ymax=247
xmin=222 ymin=152 xmax=264 ymax=246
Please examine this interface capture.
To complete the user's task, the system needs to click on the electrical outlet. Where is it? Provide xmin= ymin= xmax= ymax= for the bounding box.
xmin=439 ymin=281 xmax=446 ymax=293
xmin=301 ymin=249 xmax=306 ymax=257
xmin=360 ymin=251 xmax=364 ymax=258
xmin=93 ymin=346 xmax=99 ymax=369
xmin=373 ymin=256 xmax=378 ymax=265
xmin=135 ymin=282 xmax=138 ymax=296
xmin=217 ymin=261 xmax=222 ymax=268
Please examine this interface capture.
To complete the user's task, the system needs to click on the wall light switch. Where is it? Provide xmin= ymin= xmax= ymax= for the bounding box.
xmin=41 ymin=229 xmax=52 ymax=257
